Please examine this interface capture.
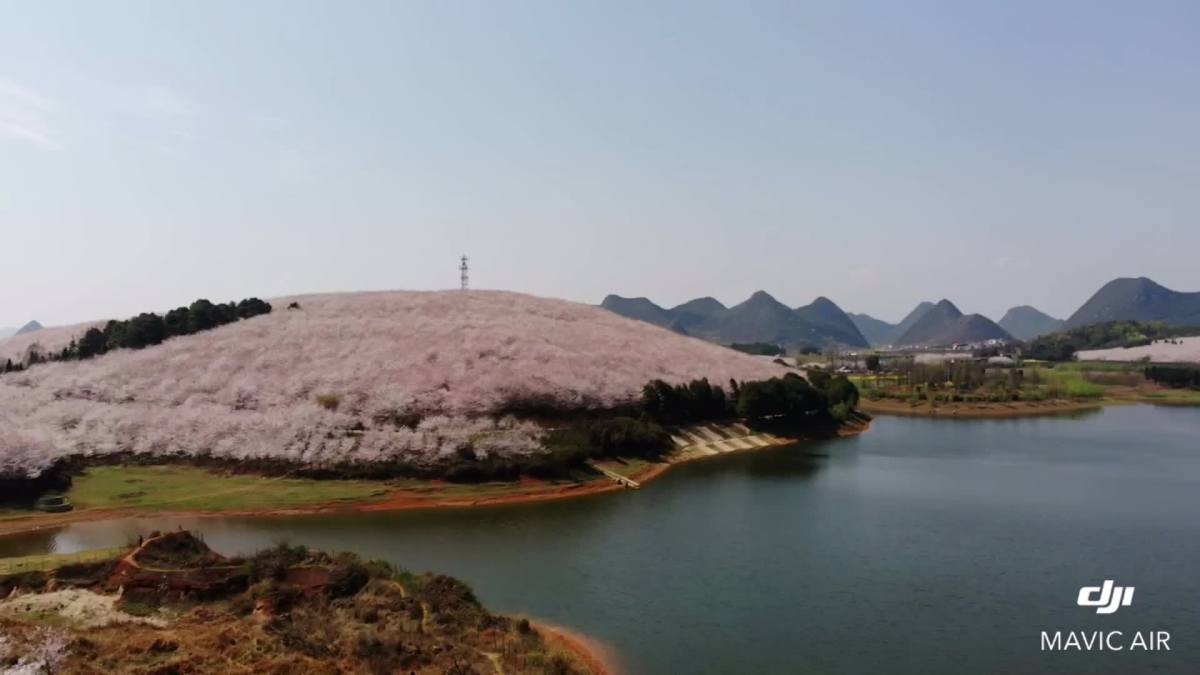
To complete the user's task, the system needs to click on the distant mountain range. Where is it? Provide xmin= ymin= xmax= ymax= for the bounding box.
xmin=998 ymin=306 xmax=1064 ymax=340
xmin=601 ymin=291 xmax=870 ymax=349
xmin=893 ymin=302 xmax=936 ymax=340
xmin=846 ymin=312 xmax=898 ymax=347
xmin=848 ymin=302 xmax=939 ymax=347
xmin=0 ymin=321 xmax=43 ymax=340
xmin=604 ymin=291 xmax=1049 ymax=350
xmin=620 ymin=276 xmax=1200 ymax=350
xmin=891 ymin=300 xmax=1012 ymax=346
xmin=14 ymin=320 xmax=43 ymax=336
xmin=851 ymin=301 xmax=1014 ymax=347
xmin=1065 ymin=277 xmax=1200 ymax=329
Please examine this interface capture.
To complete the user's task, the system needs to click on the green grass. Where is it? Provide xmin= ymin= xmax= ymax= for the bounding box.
xmin=1055 ymin=361 xmax=1146 ymax=373
xmin=384 ymin=477 xmax=595 ymax=498
xmin=592 ymin=457 xmax=654 ymax=479
xmin=0 ymin=546 xmax=129 ymax=575
xmin=1038 ymin=369 xmax=1106 ymax=398
xmin=66 ymin=465 xmax=392 ymax=512
xmin=849 ymin=374 xmax=900 ymax=388
xmin=0 ymin=465 xmax=610 ymax=528
xmin=1140 ymin=389 xmax=1200 ymax=404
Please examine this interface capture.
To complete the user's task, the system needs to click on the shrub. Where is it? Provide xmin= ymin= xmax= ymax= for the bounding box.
xmin=584 ymin=417 xmax=671 ymax=458
xmin=1145 ymin=365 xmax=1200 ymax=389
xmin=736 ymin=374 xmax=826 ymax=422
xmin=641 ymin=378 xmax=729 ymax=423
xmin=247 ymin=542 xmax=312 ymax=582
xmin=538 ymin=417 xmax=671 ymax=470
xmin=527 ymin=432 xmax=592 ymax=478
xmin=327 ymin=560 xmax=371 ymax=599
xmin=1044 ymin=371 xmax=1105 ymax=399
xmin=119 ymin=600 xmax=159 ymax=617
xmin=728 ymin=342 xmax=786 ymax=356
xmin=829 ymin=402 xmax=852 ymax=422
xmin=824 ymin=375 xmax=860 ymax=408
xmin=2 ymin=296 xmax=271 ymax=371
xmin=807 ymin=370 xmax=831 ymax=392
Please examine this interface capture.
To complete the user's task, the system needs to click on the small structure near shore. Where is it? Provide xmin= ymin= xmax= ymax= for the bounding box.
xmin=34 ymin=494 xmax=72 ymax=513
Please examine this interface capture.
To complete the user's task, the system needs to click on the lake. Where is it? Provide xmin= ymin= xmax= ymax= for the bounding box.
xmin=3 ymin=404 xmax=1198 ymax=674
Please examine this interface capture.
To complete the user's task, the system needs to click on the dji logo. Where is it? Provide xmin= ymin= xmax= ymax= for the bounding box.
xmin=1042 ymin=581 xmax=1165 ymax=651
xmin=1077 ymin=580 xmax=1135 ymax=615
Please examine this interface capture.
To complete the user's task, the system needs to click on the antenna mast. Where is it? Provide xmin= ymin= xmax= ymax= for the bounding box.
xmin=459 ymin=255 xmax=469 ymax=291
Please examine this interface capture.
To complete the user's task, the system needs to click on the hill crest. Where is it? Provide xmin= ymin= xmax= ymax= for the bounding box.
xmin=998 ymin=305 xmax=1064 ymax=340
xmin=1066 ymin=277 xmax=1200 ymax=328
xmin=14 ymin=320 xmax=43 ymax=336
xmin=894 ymin=300 xmax=1011 ymax=346
xmin=1 ymin=290 xmax=787 ymax=478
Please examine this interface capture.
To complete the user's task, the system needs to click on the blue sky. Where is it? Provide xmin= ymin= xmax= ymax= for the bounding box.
xmin=2 ymin=0 xmax=1198 ymax=327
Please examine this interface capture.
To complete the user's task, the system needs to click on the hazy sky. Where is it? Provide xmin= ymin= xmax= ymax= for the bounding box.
xmin=3 ymin=1 xmax=1198 ymax=328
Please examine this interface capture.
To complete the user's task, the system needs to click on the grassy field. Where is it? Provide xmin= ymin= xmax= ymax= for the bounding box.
xmin=1139 ymin=388 xmax=1200 ymax=404
xmin=591 ymin=457 xmax=656 ymax=480
xmin=1036 ymin=368 xmax=1106 ymax=398
xmin=0 ymin=464 xmax=615 ymax=536
xmin=1055 ymin=361 xmax=1147 ymax=373
xmin=0 ymin=546 xmax=129 ymax=575
xmin=849 ymin=374 xmax=901 ymax=388
xmin=384 ymin=472 xmax=603 ymax=498
xmin=859 ymin=358 xmax=1200 ymax=416
xmin=65 ymin=465 xmax=393 ymax=512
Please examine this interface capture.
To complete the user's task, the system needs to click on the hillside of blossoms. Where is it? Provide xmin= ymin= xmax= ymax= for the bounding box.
xmin=0 ymin=290 xmax=787 ymax=479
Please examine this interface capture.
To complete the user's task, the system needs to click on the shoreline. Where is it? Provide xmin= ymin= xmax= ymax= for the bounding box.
xmin=534 ymin=621 xmax=620 ymax=675
xmin=858 ymin=380 xmax=1200 ymax=420
xmin=859 ymin=397 xmax=1106 ymax=419
xmin=0 ymin=531 xmax=600 ymax=674
xmin=0 ymin=419 xmax=872 ymax=539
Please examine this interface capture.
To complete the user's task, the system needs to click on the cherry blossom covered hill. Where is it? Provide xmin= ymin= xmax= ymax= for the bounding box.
xmin=0 ymin=290 xmax=787 ymax=478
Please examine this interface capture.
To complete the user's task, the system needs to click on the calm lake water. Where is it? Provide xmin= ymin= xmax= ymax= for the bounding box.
xmin=4 ymin=404 xmax=1199 ymax=674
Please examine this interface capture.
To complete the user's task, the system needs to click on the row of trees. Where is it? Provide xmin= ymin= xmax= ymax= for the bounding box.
xmin=739 ymin=372 xmax=860 ymax=423
xmin=1145 ymin=365 xmax=1200 ymax=389
xmin=641 ymin=378 xmax=730 ymax=423
xmin=641 ymin=373 xmax=861 ymax=426
xmin=531 ymin=416 xmax=674 ymax=478
xmin=728 ymin=342 xmax=786 ymax=356
xmin=903 ymin=361 xmax=990 ymax=389
xmin=5 ymin=298 xmax=272 ymax=372
xmin=532 ymin=373 xmax=862 ymax=478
